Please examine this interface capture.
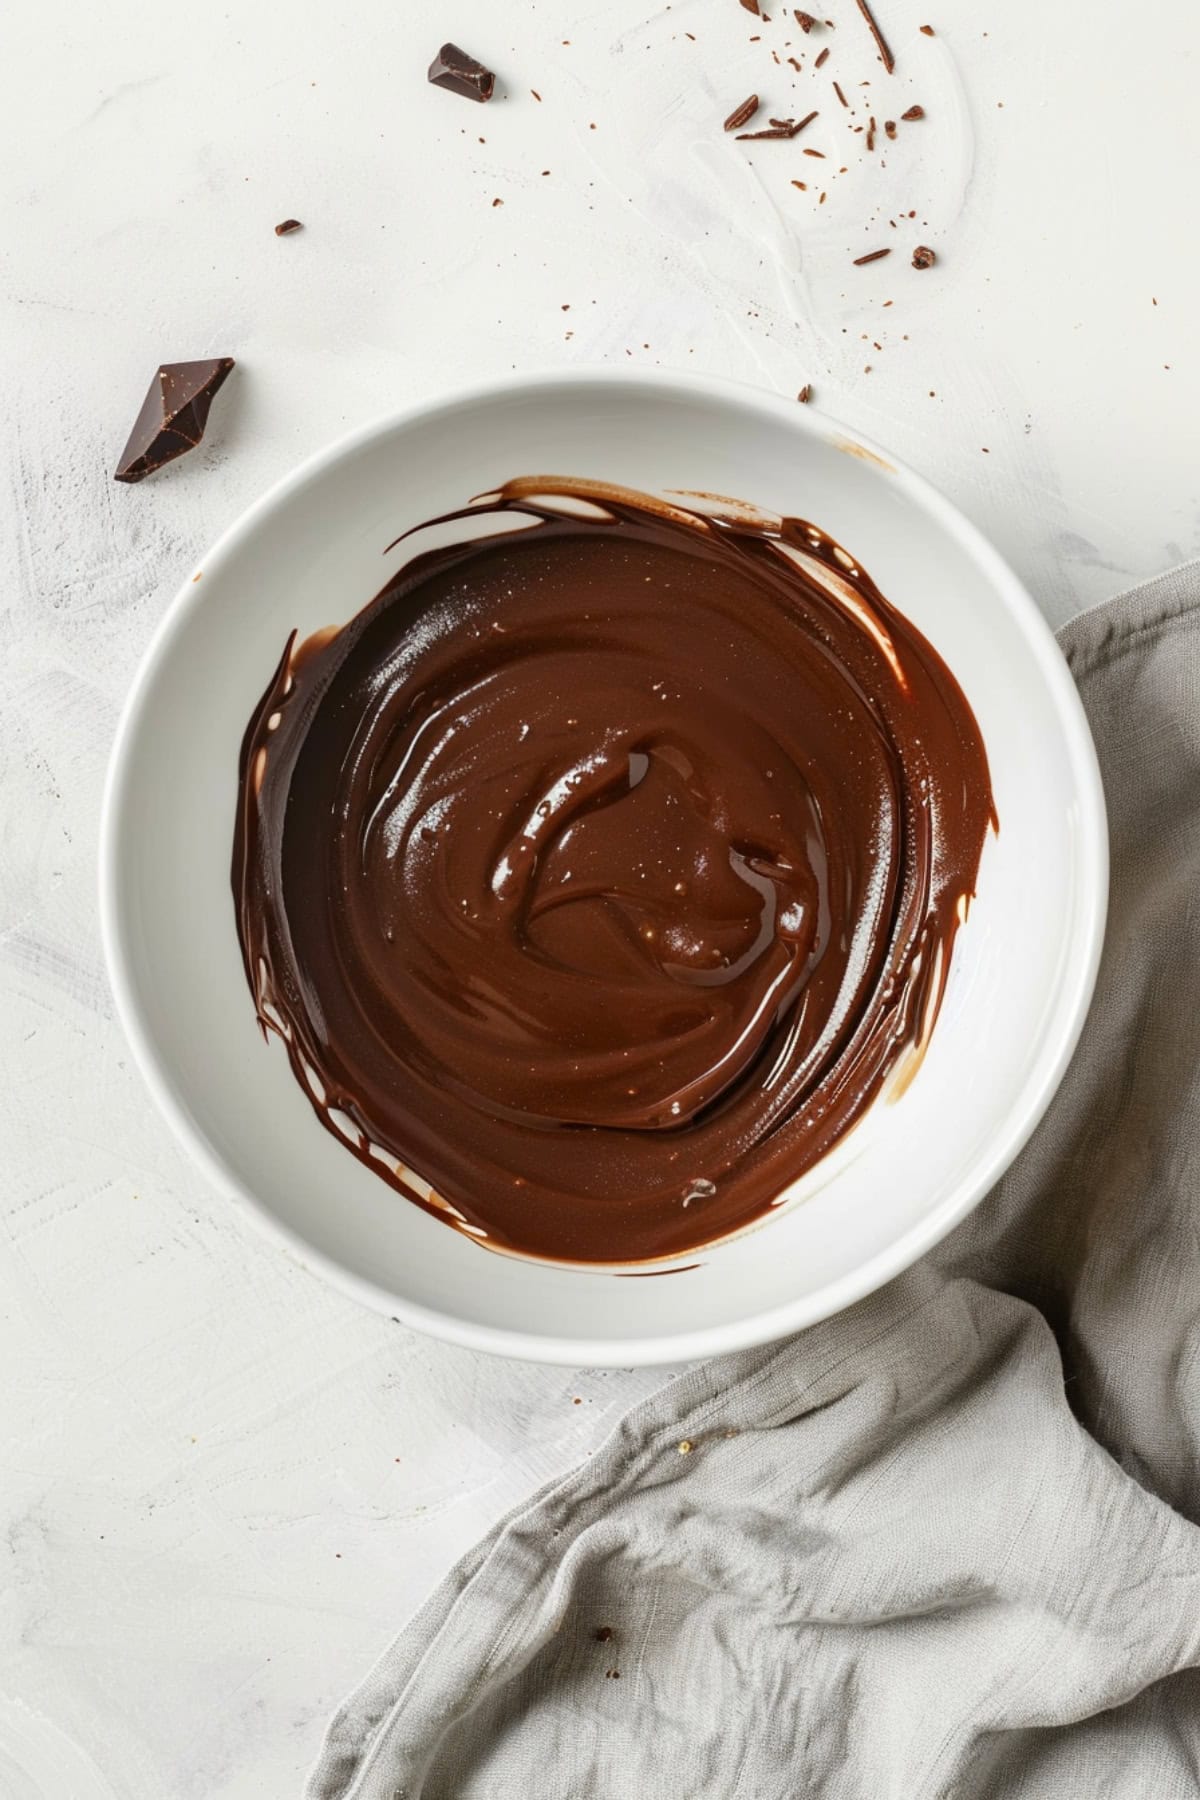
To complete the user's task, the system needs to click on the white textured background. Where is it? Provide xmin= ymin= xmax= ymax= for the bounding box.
xmin=1 ymin=0 xmax=1196 ymax=1793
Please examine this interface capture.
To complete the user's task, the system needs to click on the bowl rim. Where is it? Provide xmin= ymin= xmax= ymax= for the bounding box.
xmin=98 ymin=364 xmax=1109 ymax=1366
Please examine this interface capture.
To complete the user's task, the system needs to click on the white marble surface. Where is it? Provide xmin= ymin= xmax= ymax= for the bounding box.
xmin=1 ymin=0 xmax=1196 ymax=1792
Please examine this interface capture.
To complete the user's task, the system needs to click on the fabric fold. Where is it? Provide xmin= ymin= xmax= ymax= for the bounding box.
xmin=310 ymin=562 xmax=1200 ymax=1800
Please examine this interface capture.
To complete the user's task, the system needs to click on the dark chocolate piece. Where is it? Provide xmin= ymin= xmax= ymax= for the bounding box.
xmin=113 ymin=358 xmax=235 ymax=484
xmin=855 ymin=0 xmax=896 ymax=73
xmin=594 ymin=1627 xmax=615 ymax=1642
xmin=901 ymin=104 xmax=925 ymax=120
xmin=233 ymin=475 xmax=993 ymax=1265
xmin=427 ymin=43 xmax=495 ymax=103
xmin=724 ymin=94 xmax=760 ymax=130
xmin=853 ymin=247 xmax=891 ymax=264
xmin=912 ymin=244 xmax=937 ymax=268
xmin=274 ymin=218 xmax=303 ymax=235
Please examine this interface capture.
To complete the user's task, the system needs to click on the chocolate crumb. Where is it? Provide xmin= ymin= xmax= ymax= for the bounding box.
xmin=492 ymin=197 xmax=503 ymax=207
xmin=855 ymin=0 xmax=896 ymax=73
xmin=532 ymin=88 xmax=542 ymax=100
xmin=833 ymin=80 xmax=849 ymax=106
xmin=815 ymin=45 xmax=831 ymax=66
xmin=919 ymin=22 xmax=935 ymax=33
xmin=791 ymin=178 xmax=808 ymax=188
xmin=803 ymin=146 xmax=826 ymax=156
xmin=274 ymin=218 xmax=303 ymax=236
xmin=912 ymin=244 xmax=936 ymax=268
xmin=594 ymin=1626 xmax=615 ymax=1642
xmin=884 ymin=118 xmax=897 ymax=137
xmin=901 ymin=104 xmax=925 ymax=120
xmin=724 ymin=93 xmax=760 ymax=131
xmin=866 ymin=115 xmax=877 ymax=150
xmin=427 ymin=43 xmax=495 ymax=103
xmin=795 ymin=8 xmax=818 ymax=28
xmin=853 ymin=247 xmax=891 ymax=265
xmin=797 ymin=384 xmax=812 ymax=402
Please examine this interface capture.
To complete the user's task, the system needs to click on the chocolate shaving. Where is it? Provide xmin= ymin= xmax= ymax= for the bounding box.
xmin=795 ymin=8 xmax=818 ymax=27
xmin=427 ymin=43 xmax=495 ymax=103
xmin=884 ymin=119 xmax=897 ymax=137
xmin=853 ymin=247 xmax=891 ymax=264
xmin=739 ymin=0 xmax=761 ymax=13
xmin=797 ymin=384 xmax=812 ymax=402
xmin=901 ymin=104 xmax=925 ymax=120
xmin=274 ymin=218 xmax=303 ymax=236
xmin=912 ymin=244 xmax=936 ymax=269
xmin=724 ymin=93 xmax=760 ymax=130
xmin=802 ymin=146 xmax=826 ymax=157
xmin=113 ymin=358 xmax=235 ymax=484
xmin=741 ymin=111 xmax=817 ymax=139
xmin=866 ymin=115 xmax=877 ymax=150
xmin=855 ymin=0 xmax=895 ymax=73
xmin=815 ymin=46 xmax=830 ymax=67
xmin=833 ymin=81 xmax=849 ymax=106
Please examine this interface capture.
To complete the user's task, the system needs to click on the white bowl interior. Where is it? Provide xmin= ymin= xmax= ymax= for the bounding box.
xmin=102 ymin=374 xmax=1106 ymax=1363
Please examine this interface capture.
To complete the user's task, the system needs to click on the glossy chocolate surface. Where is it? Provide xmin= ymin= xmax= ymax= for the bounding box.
xmin=233 ymin=477 xmax=994 ymax=1262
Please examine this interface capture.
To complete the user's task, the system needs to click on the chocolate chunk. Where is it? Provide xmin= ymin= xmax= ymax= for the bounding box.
xmin=853 ymin=247 xmax=891 ymax=264
xmin=901 ymin=104 xmax=925 ymax=120
xmin=427 ymin=43 xmax=495 ymax=103
xmin=724 ymin=94 xmax=760 ymax=131
xmin=795 ymin=8 xmax=818 ymax=28
xmin=739 ymin=0 xmax=761 ymax=12
xmin=113 ymin=358 xmax=235 ymax=484
xmin=274 ymin=218 xmax=303 ymax=235
xmin=912 ymin=244 xmax=937 ymax=269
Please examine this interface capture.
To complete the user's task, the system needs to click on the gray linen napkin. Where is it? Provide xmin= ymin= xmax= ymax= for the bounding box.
xmin=309 ymin=565 xmax=1200 ymax=1800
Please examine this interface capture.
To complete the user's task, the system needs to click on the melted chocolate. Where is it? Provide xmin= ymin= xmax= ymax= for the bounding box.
xmin=233 ymin=476 xmax=994 ymax=1263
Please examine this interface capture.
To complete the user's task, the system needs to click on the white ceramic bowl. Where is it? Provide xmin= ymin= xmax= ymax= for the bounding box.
xmin=100 ymin=370 xmax=1107 ymax=1365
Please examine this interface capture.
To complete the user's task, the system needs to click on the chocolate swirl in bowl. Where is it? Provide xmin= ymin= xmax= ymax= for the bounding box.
xmin=232 ymin=476 xmax=994 ymax=1263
